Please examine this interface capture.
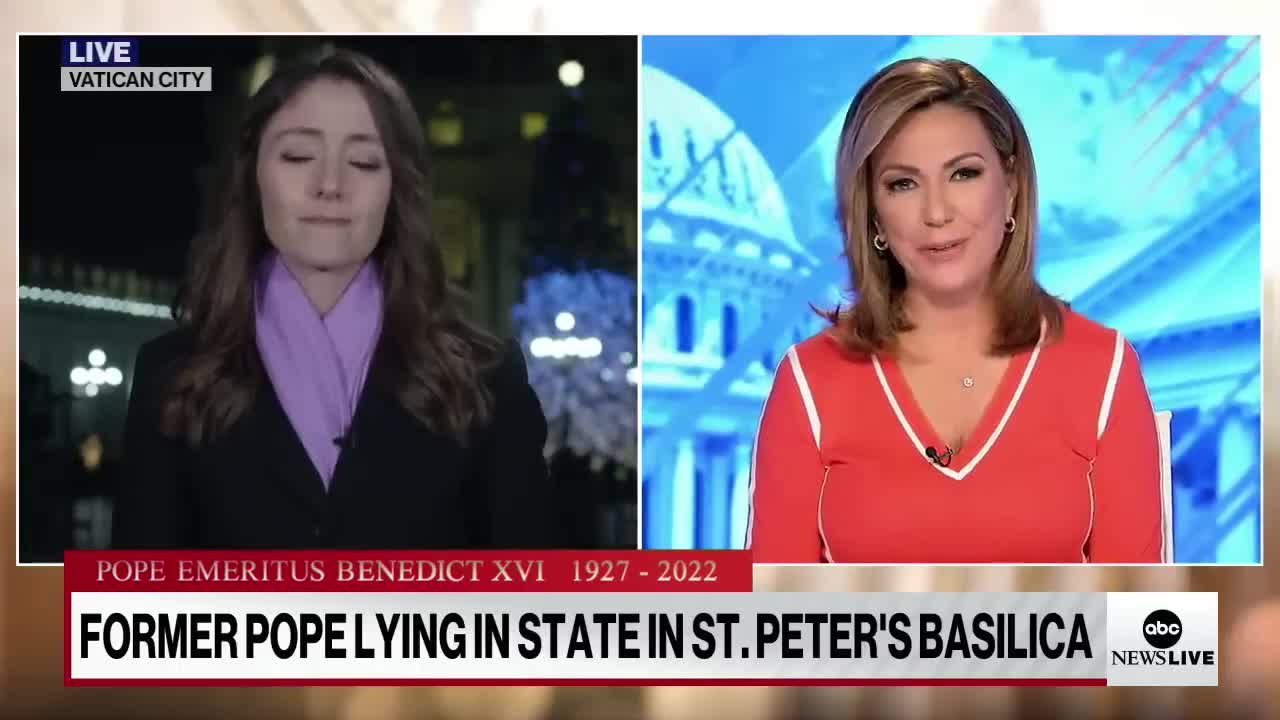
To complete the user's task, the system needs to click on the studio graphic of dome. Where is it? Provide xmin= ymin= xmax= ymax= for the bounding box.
xmin=641 ymin=65 xmax=826 ymax=551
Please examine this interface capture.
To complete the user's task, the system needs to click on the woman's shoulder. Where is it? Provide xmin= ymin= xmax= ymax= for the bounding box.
xmin=1040 ymin=308 xmax=1143 ymax=395
xmin=134 ymin=326 xmax=196 ymax=372
xmin=1049 ymin=307 xmax=1132 ymax=360
xmin=483 ymin=337 xmax=534 ymax=393
xmin=476 ymin=338 xmax=546 ymax=440
xmin=783 ymin=328 xmax=876 ymax=381
xmin=123 ymin=327 xmax=195 ymax=416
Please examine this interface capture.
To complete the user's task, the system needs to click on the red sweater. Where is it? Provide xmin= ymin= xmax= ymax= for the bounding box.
xmin=747 ymin=309 xmax=1164 ymax=564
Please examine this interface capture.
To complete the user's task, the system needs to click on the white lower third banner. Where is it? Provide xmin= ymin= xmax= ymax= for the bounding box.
xmin=67 ymin=592 xmax=1217 ymax=687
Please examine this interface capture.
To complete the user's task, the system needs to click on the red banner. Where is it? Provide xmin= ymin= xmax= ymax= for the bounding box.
xmin=63 ymin=550 xmax=753 ymax=593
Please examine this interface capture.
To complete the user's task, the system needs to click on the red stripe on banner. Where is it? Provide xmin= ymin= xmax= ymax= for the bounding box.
xmin=63 ymin=550 xmax=753 ymax=593
xmin=63 ymin=677 xmax=1109 ymax=688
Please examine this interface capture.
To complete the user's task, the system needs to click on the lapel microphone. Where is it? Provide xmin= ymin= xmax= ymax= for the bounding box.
xmin=925 ymin=445 xmax=954 ymax=468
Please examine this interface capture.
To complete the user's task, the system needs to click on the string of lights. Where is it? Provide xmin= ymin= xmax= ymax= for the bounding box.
xmin=18 ymin=285 xmax=172 ymax=319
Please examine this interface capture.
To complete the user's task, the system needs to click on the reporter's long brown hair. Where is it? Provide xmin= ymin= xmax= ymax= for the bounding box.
xmin=161 ymin=48 xmax=502 ymax=447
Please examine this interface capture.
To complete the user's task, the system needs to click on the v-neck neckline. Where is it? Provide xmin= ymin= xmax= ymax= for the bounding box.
xmin=872 ymin=336 xmax=1043 ymax=481
xmin=257 ymin=337 xmax=389 ymax=499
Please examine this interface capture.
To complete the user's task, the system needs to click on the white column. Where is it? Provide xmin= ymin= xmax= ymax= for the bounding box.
xmin=1216 ymin=410 xmax=1259 ymax=562
xmin=639 ymin=434 xmax=660 ymax=550
xmin=700 ymin=288 xmax=722 ymax=357
xmin=670 ymin=437 xmax=697 ymax=549
xmin=730 ymin=441 xmax=752 ymax=549
xmin=646 ymin=301 xmax=674 ymax=355
xmin=707 ymin=445 xmax=730 ymax=548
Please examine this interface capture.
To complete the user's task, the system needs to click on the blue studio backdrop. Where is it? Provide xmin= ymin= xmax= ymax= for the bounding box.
xmin=639 ymin=35 xmax=1261 ymax=563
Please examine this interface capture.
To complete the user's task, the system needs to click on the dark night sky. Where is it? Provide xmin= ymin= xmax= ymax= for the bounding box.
xmin=19 ymin=35 xmax=636 ymax=281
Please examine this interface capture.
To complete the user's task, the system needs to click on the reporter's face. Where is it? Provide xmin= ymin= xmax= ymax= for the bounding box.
xmin=869 ymin=103 xmax=1015 ymax=302
xmin=256 ymin=77 xmax=391 ymax=274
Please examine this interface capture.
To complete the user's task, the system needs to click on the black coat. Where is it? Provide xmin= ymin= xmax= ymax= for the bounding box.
xmin=111 ymin=328 xmax=562 ymax=549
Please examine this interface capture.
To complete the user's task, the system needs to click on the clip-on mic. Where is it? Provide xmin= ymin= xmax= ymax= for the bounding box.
xmin=925 ymin=445 xmax=953 ymax=468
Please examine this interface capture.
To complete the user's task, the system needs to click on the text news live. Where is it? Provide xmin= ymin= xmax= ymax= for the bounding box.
xmin=1 ymin=12 xmax=1276 ymax=720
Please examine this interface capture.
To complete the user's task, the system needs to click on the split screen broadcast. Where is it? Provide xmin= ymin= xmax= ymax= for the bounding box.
xmin=19 ymin=34 xmax=1261 ymax=565
xmin=12 ymin=29 xmax=1269 ymax=706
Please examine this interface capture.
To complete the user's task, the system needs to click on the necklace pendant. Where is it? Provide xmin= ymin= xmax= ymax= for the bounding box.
xmin=962 ymin=376 xmax=975 ymax=388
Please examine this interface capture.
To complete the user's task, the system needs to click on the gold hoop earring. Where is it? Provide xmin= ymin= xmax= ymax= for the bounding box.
xmin=872 ymin=234 xmax=888 ymax=253
xmin=1005 ymin=217 xmax=1016 ymax=234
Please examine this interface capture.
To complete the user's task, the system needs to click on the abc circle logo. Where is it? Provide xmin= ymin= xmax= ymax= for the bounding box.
xmin=1142 ymin=609 xmax=1182 ymax=649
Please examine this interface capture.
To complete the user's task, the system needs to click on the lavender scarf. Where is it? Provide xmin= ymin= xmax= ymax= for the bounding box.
xmin=254 ymin=251 xmax=383 ymax=488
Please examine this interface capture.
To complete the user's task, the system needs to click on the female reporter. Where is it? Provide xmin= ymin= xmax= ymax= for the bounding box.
xmin=112 ymin=49 xmax=559 ymax=549
xmin=747 ymin=58 xmax=1163 ymax=564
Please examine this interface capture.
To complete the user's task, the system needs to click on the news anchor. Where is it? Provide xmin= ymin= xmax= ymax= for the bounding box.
xmin=747 ymin=58 xmax=1163 ymax=564
xmin=113 ymin=49 xmax=560 ymax=549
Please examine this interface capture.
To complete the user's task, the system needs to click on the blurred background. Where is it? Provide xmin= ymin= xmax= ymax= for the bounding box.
xmin=3 ymin=1 xmax=1279 ymax=720
xmin=639 ymin=35 xmax=1262 ymax=563
xmin=16 ymin=34 xmax=639 ymax=561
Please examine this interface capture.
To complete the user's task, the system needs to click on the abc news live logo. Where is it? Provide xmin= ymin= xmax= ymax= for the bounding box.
xmin=1111 ymin=609 xmax=1216 ymax=668
xmin=60 ymin=38 xmax=211 ymax=92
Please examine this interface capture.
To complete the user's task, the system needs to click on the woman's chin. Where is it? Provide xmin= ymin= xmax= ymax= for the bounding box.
xmin=288 ymin=250 xmax=368 ymax=276
xmin=908 ymin=269 xmax=986 ymax=304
